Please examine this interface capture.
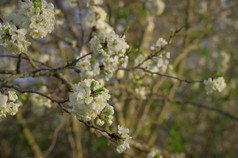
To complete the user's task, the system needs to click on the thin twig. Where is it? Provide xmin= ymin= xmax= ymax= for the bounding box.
xmin=132 ymin=27 xmax=183 ymax=69
xmin=0 ymin=54 xmax=48 ymax=67
xmin=174 ymin=100 xmax=238 ymax=122
xmin=29 ymin=52 xmax=92 ymax=74
xmin=45 ymin=122 xmax=65 ymax=157
xmin=0 ymin=84 xmax=69 ymax=104
xmin=137 ymin=67 xmax=204 ymax=83
xmin=22 ymin=52 xmax=39 ymax=69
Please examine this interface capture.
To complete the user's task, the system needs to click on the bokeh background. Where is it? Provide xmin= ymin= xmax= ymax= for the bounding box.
xmin=0 ymin=0 xmax=238 ymax=157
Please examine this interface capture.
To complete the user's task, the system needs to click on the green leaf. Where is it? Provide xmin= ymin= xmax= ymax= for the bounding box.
xmin=90 ymin=81 xmax=97 ymax=89
xmin=2 ymin=35 xmax=10 ymax=42
xmin=123 ymin=26 xmax=130 ymax=34
xmin=214 ymin=72 xmax=222 ymax=78
xmin=155 ymin=155 xmax=161 ymax=158
xmin=2 ymin=28 xmax=11 ymax=42
xmin=33 ymin=0 xmax=42 ymax=9
xmin=95 ymin=87 xmax=104 ymax=95
xmin=90 ymin=59 xmax=96 ymax=64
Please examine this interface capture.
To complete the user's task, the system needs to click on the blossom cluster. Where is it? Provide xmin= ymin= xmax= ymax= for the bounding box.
xmin=90 ymin=31 xmax=129 ymax=58
xmin=129 ymin=38 xmax=170 ymax=100
xmin=132 ymin=51 xmax=170 ymax=80
xmin=7 ymin=0 xmax=55 ymax=39
xmin=96 ymin=103 xmax=114 ymax=126
xmin=84 ymin=6 xmax=107 ymax=28
xmin=90 ymin=31 xmax=129 ymax=80
xmin=0 ymin=23 xmax=30 ymax=54
xmin=69 ymin=79 xmax=111 ymax=121
xmin=204 ymin=77 xmax=226 ymax=94
xmin=76 ymin=51 xmax=100 ymax=78
xmin=0 ymin=91 xmax=21 ymax=118
xmin=0 ymin=0 xmax=55 ymax=54
xmin=150 ymin=38 xmax=168 ymax=51
xmin=84 ymin=0 xmax=113 ymax=33
xmin=80 ymin=0 xmax=129 ymax=81
xmin=116 ymin=125 xmax=132 ymax=153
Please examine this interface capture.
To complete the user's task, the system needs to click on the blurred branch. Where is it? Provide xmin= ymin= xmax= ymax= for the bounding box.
xmin=174 ymin=99 xmax=238 ymax=122
xmin=28 ymin=52 xmax=92 ymax=74
xmin=16 ymin=111 xmax=43 ymax=158
xmin=22 ymin=52 xmax=39 ymax=69
xmin=0 ymin=54 xmax=48 ymax=66
xmin=44 ymin=121 xmax=65 ymax=157
xmin=133 ymin=27 xmax=184 ymax=69
xmin=137 ymin=67 xmax=204 ymax=83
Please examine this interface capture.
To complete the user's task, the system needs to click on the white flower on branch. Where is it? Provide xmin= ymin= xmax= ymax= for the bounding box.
xmin=84 ymin=6 xmax=107 ymax=28
xmin=90 ymin=31 xmax=129 ymax=80
xmin=90 ymin=31 xmax=129 ymax=58
xmin=7 ymin=0 xmax=55 ymax=39
xmin=116 ymin=125 xmax=131 ymax=153
xmin=0 ymin=91 xmax=21 ymax=118
xmin=69 ymin=79 xmax=111 ymax=121
xmin=76 ymin=51 xmax=100 ymax=78
xmin=150 ymin=38 xmax=168 ymax=51
xmin=204 ymin=77 xmax=226 ymax=94
xmin=96 ymin=103 xmax=114 ymax=126
xmin=0 ymin=23 xmax=30 ymax=54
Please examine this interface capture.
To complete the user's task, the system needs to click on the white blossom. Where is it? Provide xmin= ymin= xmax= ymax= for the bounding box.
xmin=150 ymin=51 xmax=170 ymax=73
xmin=90 ymin=31 xmax=129 ymax=80
xmin=95 ymin=20 xmax=113 ymax=34
xmin=0 ymin=91 xmax=21 ymax=118
xmin=132 ymin=51 xmax=170 ymax=80
xmin=120 ymin=56 xmax=128 ymax=68
xmin=76 ymin=51 xmax=100 ymax=78
xmin=204 ymin=77 xmax=226 ymax=94
xmin=116 ymin=125 xmax=131 ymax=153
xmin=96 ymin=118 xmax=105 ymax=126
xmin=7 ymin=0 xmax=55 ymax=39
xmin=90 ymin=31 xmax=129 ymax=58
xmin=69 ymin=79 xmax=111 ymax=121
xmin=8 ymin=91 xmax=18 ymax=102
xmin=98 ymin=104 xmax=114 ymax=125
xmin=84 ymin=6 xmax=107 ymax=28
xmin=0 ymin=23 xmax=30 ymax=54
xmin=150 ymin=38 xmax=168 ymax=51
xmin=102 ymin=56 xmax=120 ymax=80
xmin=86 ymin=0 xmax=103 ymax=7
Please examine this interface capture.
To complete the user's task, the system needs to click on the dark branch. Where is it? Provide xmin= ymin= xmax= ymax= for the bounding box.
xmin=174 ymin=100 xmax=238 ymax=122
xmin=0 ymin=84 xmax=69 ymax=104
xmin=137 ymin=67 xmax=204 ymax=83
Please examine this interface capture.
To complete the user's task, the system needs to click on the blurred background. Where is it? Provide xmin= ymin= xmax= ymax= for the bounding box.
xmin=0 ymin=0 xmax=238 ymax=157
